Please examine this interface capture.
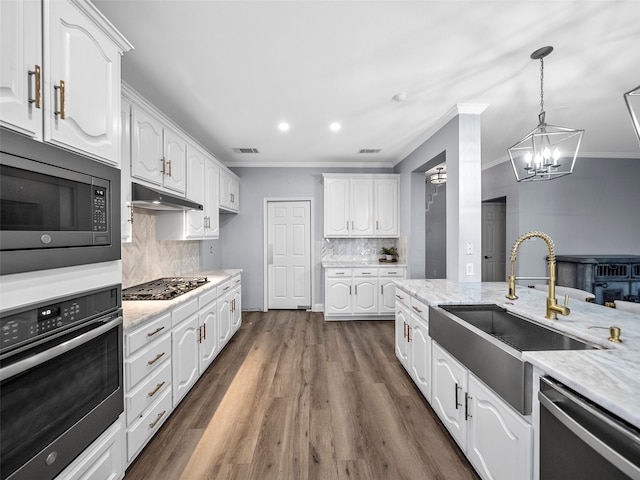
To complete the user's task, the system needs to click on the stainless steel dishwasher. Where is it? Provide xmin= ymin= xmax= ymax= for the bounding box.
xmin=539 ymin=377 xmax=640 ymax=480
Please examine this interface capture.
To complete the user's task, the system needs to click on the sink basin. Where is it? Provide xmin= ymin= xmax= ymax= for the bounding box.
xmin=439 ymin=304 xmax=597 ymax=352
xmin=429 ymin=304 xmax=601 ymax=415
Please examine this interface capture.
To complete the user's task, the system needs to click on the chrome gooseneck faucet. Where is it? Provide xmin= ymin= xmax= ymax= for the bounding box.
xmin=506 ymin=231 xmax=570 ymax=320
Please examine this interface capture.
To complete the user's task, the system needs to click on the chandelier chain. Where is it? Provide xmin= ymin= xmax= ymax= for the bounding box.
xmin=539 ymin=57 xmax=544 ymax=114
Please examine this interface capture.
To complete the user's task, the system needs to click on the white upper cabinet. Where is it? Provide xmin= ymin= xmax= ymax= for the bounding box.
xmin=1 ymin=0 xmax=132 ymax=165
xmin=0 ymin=0 xmax=42 ymax=138
xmin=131 ymin=103 xmax=187 ymax=194
xmin=219 ymin=169 xmax=239 ymax=213
xmin=323 ymin=174 xmax=399 ymax=238
xmin=121 ymin=98 xmax=132 ymax=242
xmin=183 ymin=145 xmax=219 ymax=239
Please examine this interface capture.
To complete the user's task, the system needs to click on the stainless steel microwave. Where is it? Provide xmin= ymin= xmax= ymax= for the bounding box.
xmin=0 ymin=129 xmax=120 ymax=275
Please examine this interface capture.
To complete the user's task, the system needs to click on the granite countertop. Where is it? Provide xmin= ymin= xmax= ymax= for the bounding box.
xmin=322 ymin=259 xmax=407 ymax=268
xmin=394 ymin=279 xmax=640 ymax=429
xmin=122 ymin=269 xmax=242 ymax=331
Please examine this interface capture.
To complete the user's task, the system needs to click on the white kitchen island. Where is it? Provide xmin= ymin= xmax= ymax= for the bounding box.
xmin=394 ymin=279 xmax=640 ymax=480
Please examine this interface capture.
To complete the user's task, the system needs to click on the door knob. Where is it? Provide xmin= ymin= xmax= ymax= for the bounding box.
xmin=484 ymin=255 xmax=493 ymax=259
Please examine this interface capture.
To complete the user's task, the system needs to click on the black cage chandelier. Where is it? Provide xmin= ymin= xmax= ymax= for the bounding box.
xmin=508 ymin=46 xmax=584 ymax=182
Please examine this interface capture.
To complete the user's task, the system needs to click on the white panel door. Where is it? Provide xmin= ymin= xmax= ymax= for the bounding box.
xmin=352 ymin=277 xmax=377 ymax=313
xmin=163 ymin=127 xmax=186 ymax=193
xmin=324 ymin=178 xmax=350 ymax=236
xmin=131 ymin=106 xmax=163 ymax=186
xmin=481 ymin=202 xmax=507 ymax=282
xmin=0 ymin=0 xmax=42 ymax=138
xmin=268 ymin=201 xmax=311 ymax=309
xmin=185 ymin=146 xmax=206 ymax=237
xmin=172 ymin=314 xmax=199 ymax=405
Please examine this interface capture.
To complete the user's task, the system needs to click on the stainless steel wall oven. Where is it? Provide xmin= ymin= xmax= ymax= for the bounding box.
xmin=0 ymin=285 xmax=123 ymax=480
xmin=0 ymin=129 xmax=121 ymax=275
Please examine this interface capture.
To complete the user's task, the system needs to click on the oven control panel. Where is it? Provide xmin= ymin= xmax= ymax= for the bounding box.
xmin=0 ymin=285 xmax=120 ymax=354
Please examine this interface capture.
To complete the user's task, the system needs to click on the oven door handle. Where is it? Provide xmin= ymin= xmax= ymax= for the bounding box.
xmin=539 ymin=386 xmax=640 ymax=479
xmin=0 ymin=316 xmax=122 ymax=381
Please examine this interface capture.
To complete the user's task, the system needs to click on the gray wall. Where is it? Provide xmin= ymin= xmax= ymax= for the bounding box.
xmin=201 ymin=166 xmax=392 ymax=311
xmin=482 ymin=157 xmax=640 ymax=279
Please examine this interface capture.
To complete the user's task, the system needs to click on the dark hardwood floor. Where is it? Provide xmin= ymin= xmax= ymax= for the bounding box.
xmin=125 ymin=310 xmax=480 ymax=480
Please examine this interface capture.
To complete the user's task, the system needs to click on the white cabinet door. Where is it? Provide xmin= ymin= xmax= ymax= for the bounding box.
xmin=204 ymin=158 xmax=220 ymax=237
xmin=432 ymin=341 xmax=468 ymax=450
xmin=217 ymin=292 xmax=232 ymax=350
xmin=219 ymin=169 xmax=239 ymax=212
xmin=395 ymin=301 xmax=410 ymax=371
xmin=350 ymin=178 xmax=374 ymax=236
xmin=0 ymin=0 xmax=42 ymax=138
xmin=324 ymin=177 xmax=350 ymax=236
xmin=352 ymin=277 xmax=377 ymax=313
xmin=409 ymin=313 xmax=431 ymax=402
xmin=45 ymin=0 xmax=121 ymax=163
xmin=199 ymin=301 xmax=218 ymax=372
xmin=131 ymin=105 xmax=164 ymax=186
xmin=380 ymin=279 xmax=398 ymax=313
xmin=172 ymin=314 xmax=199 ymax=405
xmin=467 ymin=375 xmax=532 ymax=480
xmin=121 ymin=98 xmax=133 ymax=242
xmin=325 ymin=278 xmax=352 ymax=315
xmin=162 ymin=126 xmax=186 ymax=194
xmin=231 ymin=282 xmax=242 ymax=334
xmin=374 ymin=177 xmax=399 ymax=237
xmin=185 ymin=145 xmax=206 ymax=238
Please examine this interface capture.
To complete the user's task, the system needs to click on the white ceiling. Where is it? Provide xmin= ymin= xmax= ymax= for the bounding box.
xmin=94 ymin=0 xmax=640 ymax=169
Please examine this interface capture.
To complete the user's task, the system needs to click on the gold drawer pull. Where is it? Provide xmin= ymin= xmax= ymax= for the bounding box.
xmin=28 ymin=65 xmax=41 ymax=108
xmin=147 ymin=352 xmax=165 ymax=365
xmin=412 ymin=306 xmax=422 ymax=313
xmin=149 ymin=410 xmax=166 ymax=429
xmin=395 ymin=294 xmax=404 ymax=300
xmin=148 ymin=381 xmax=165 ymax=398
xmin=147 ymin=326 xmax=165 ymax=337
xmin=223 ymin=286 xmax=230 ymax=291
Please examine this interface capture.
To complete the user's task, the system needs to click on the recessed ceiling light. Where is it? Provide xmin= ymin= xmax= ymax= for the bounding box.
xmin=392 ymin=92 xmax=408 ymax=102
xmin=278 ymin=122 xmax=290 ymax=132
xmin=329 ymin=122 xmax=341 ymax=132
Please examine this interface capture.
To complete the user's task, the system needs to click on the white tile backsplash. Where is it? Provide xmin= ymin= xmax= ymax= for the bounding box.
xmin=322 ymin=238 xmax=403 ymax=262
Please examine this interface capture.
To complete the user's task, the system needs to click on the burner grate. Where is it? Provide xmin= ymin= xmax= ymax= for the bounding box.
xmin=123 ymin=277 xmax=208 ymax=301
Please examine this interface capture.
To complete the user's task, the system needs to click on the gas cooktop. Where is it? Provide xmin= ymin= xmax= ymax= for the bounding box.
xmin=122 ymin=277 xmax=208 ymax=301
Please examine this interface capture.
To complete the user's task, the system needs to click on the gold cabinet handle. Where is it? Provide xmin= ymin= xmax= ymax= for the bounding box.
xmin=376 ymin=220 xmax=379 ymax=230
xmin=149 ymin=410 xmax=166 ymax=429
xmin=128 ymin=204 xmax=134 ymax=224
xmin=407 ymin=324 xmax=411 ymax=342
xmin=412 ymin=306 xmax=422 ymax=313
xmin=147 ymin=326 xmax=165 ymax=337
xmin=403 ymin=321 xmax=407 ymax=339
xmin=167 ymin=159 xmax=172 ymax=177
xmin=148 ymin=381 xmax=165 ymax=398
xmin=161 ymin=157 xmax=166 ymax=175
xmin=395 ymin=294 xmax=404 ymax=300
xmin=54 ymin=80 xmax=65 ymax=119
xmin=203 ymin=322 xmax=206 ymax=340
xmin=223 ymin=286 xmax=230 ymax=291
xmin=197 ymin=325 xmax=202 ymax=343
xmin=147 ymin=352 xmax=165 ymax=365
xmin=28 ymin=65 xmax=41 ymax=108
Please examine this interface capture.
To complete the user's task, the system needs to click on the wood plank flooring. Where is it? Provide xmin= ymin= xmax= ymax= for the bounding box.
xmin=125 ymin=310 xmax=480 ymax=480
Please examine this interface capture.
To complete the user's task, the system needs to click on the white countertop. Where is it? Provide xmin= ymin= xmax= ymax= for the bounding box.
xmin=122 ymin=269 xmax=242 ymax=330
xmin=394 ymin=279 xmax=640 ymax=429
xmin=322 ymin=259 xmax=407 ymax=268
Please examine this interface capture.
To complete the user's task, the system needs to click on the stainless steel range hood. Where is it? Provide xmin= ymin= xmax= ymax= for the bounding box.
xmin=131 ymin=183 xmax=203 ymax=211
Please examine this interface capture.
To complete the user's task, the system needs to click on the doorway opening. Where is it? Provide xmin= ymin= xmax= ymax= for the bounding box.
xmin=481 ymin=197 xmax=507 ymax=282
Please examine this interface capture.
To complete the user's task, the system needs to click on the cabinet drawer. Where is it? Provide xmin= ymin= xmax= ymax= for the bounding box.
xmin=125 ymin=361 xmax=172 ymax=427
xmin=125 ymin=312 xmax=171 ymax=356
xmin=231 ymin=274 xmax=241 ymax=287
xmin=394 ymin=288 xmax=410 ymax=308
xmin=353 ymin=268 xmax=378 ymax=277
xmin=125 ymin=333 xmax=171 ymax=390
xmin=217 ymin=280 xmax=232 ymax=296
xmin=127 ymin=388 xmax=172 ymax=462
xmin=199 ymin=285 xmax=218 ymax=307
xmin=172 ymin=297 xmax=198 ymax=327
xmin=410 ymin=296 xmax=429 ymax=321
xmin=379 ymin=267 xmax=406 ymax=277
xmin=326 ymin=268 xmax=352 ymax=277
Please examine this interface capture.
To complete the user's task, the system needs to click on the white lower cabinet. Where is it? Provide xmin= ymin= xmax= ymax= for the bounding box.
xmin=123 ymin=275 xmax=242 ymax=467
xmin=55 ymin=417 xmax=124 ymax=480
xmin=324 ymin=267 xmax=405 ymax=319
xmin=395 ymin=294 xmax=431 ymax=402
xmin=431 ymin=341 xmax=533 ymax=480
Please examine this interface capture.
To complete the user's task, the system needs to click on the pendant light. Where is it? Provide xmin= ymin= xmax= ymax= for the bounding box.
xmin=507 ymin=46 xmax=584 ymax=182
xmin=429 ymin=167 xmax=447 ymax=184
xmin=624 ymin=85 xmax=640 ymax=146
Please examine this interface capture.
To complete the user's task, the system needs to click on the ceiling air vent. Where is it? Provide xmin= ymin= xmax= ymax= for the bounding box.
xmin=358 ymin=149 xmax=381 ymax=154
xmin=232 ymin=147 xmax=260 ymax=154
